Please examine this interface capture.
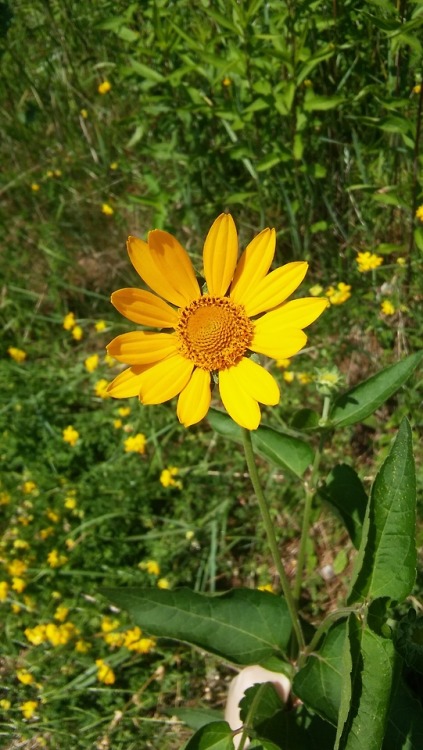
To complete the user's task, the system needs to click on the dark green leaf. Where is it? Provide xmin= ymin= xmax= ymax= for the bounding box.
xmin=290 ymin=409 xmax=320 ymax=431
xmin=185 ymin=721 xmax=234 ymax=750
xmin=239 ymin=683 xmax=283 ymax=727
xmin=348 ymin=419 xmax=416 ymax=604
xmin=103 ymin=588 xmax=292 ymax=665
xmin=383 ymin=676 xmax=423 ymax=749
xmin=169 ymin=707 xmax=224 ymax=731
xmin=208 ymin=410 xmax=314 ymax=478
xmin=319 ymin=464 xmax=368 ymax=549
xmin=330 ymin=352 xmax=423 ymax=428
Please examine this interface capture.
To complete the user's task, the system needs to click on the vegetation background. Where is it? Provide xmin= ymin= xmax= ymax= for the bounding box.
xmin=1 ymin=0 xmax=422 ymax=748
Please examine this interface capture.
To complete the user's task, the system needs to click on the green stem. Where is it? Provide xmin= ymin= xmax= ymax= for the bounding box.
xmin=293 ymin=396 xmax=330 ymax=606
xmin=241 ymin=428 xmax=305 ymax=655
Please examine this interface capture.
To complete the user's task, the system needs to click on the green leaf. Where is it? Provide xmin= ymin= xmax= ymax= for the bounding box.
xmin=338 ymin=618 xmax=398 ymax=750
xmin=240 ymin=683 xmax=283 ymax=728
xmin=383 ymin=676 xmax=423 ymax=749
xmin=303 ymin=91 xmax=345 ymax=111
xmin=103 ymin=588 xmax=292 ymax=665
xmin=329 ymin=352 xmax=423 ymax=428
xmin=319 ymin=464 xmax=368 ymax=549
xmin=249 ymin=740 xmax=281 ymax=750
xmin=293 ymin=620 xmax=347 ymax=725
xmin=208 ymin=409 xmax=314 ymax=478
xmin=334 ymin=616 xmax=354 ymax=750
xmin=169 ymin=707 xmax=224 ymax=731
xmin=185 ymin=721 xmax=234 ymax=750
xmin=128 ymin=58 xmax=165 ymax=83
xmin=290 ymin=409 xmax=320 ymax=431
xmin=348 ymin=419 xmax=416 ymax=604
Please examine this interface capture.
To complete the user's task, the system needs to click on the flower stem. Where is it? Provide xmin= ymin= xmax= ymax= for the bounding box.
xmin=241 ymin=428 xmax=305 ymax=656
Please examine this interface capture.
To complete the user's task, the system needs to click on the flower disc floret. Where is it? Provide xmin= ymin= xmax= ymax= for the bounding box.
xmin=176 ymin=296 xmax=254 ymax=371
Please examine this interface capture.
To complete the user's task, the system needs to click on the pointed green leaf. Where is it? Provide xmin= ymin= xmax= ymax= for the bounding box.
xmin=383 ymin=677 xmax=423 ymax=749
xmin=319 ymin=464 xmax=368 ymax=549
xmin=348 ymin=419 xmax=416 ymax=604
xmin=330 ymin=352 xmax=423 ymax=427
xmin=185 ymin=721 xmax=234 ymax=750
xmin=334 ymin=616 xmax=354 ymax=750
xmin=208 ymin=410 xmax=314 ymax=478
xmin=293 ymin=621 xmax=347 ymax=725
xmin=103 ymin=588 xmax=292 ymax=665
xmin=169 ymin=707 xmax=223 ymax=731
xmin=240 ymin=683 xmax=283 ymax=728
xmin=338 ymin=618 xmax=398 ymax=750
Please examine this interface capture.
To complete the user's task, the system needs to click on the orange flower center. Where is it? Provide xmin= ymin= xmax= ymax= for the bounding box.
xmin=176 ymin=296 xmax=254 ymax=371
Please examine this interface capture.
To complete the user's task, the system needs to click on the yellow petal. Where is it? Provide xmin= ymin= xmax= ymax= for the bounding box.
xmin=219 ymin=367 xmax=261 ymax=430
xmin=240 ymin=262 xmax=309 ymax=317
xmin=177 ymin=368 xmax=211 ymax=427
xmin=259 ymin=297 xmax=328 ymax=330
xmin=230 ymin=228 xmax=275 ymax=303
xmin=137 ymin=354 xmax=194 ymax=404
xmin=251 ymin=325 xmax=307 ymax=360
xmin=229 ymin=358 xmax=279 ymax=405
xmin=127 ymin=234 xmax=200 ymax=307
xmin=107 ymin=331 xmax=178 ymax=365
xmin=107 ymin=367 xmax=146 ymax=398
xmin=111 ymin=288 xmax=178 ymax=327
xmin=203 ymin=214 xmax=238 ymax=296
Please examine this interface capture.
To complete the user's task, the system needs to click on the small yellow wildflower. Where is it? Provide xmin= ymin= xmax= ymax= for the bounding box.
xmin=381 ymin=300 xmax=395 ymax=316
xmin=95 ymin=659 xmax=115 ymax=685
xmin=22 ymin=480 xmax=37 ymax=494
xmin=123 ymin=626 xmax=156 ymax=653
xmin=25 ymin=625 xmax=47 ymax=646
xmin=283 ymin=371 xmax=295 ymax=383
xmin=8 ymin=347 xmax=27 ymax=363
xmin=118 ymin=406 xmax=131 ymax=417
xmin=101 ymin=203 xmax=114 ymax=216
xmin=14 ymin=540 xmax=29 ymax=551
xmin=64 ymin=496 xmax=77 ymax=510
xmin=7 ymin=559 xmax=27 ymax=577
xmin=55 ymin=169 xmax=62 ymax=177
xmin=0 ymin=491 xmax=11 ymax=505
xmin=356 ymin=251 xmax=383 ymax=273
xmin=62 ymin=425 xmax=79 ymax=447
xmin=160 ymin=467 xmax=182 ymax=489
xmin=95 ymin=378 xmax=110 ymax=398
xmin=258 ymin=583 xmax=275 ymax=593
xmin=103 ymin=630 xmax=125 ymax=648
xmin=157 ymin=577 xmax=170 ymax=589
xmin=326 ymin=283 xmax=351 ymax=305
xmin=46 ymin=170 xmax=54 ymax=178
xmin=31 ymin=183 xmax=40 ymax=192
xmin=72 ymin=325 xmax=83 ymax=341
xmin=84 ymin=354 xmax=99 ymax=372
xmin=222 ymin=76 xmax=232 ymax=86
xmin=47 ymin=549 xmax=68 ymax=568
xmin=39 ymin=526 xmax=54 ymax=540
xmin=0 ymin=699 xmax=11 ymax=710
xmin=16 ymin=669 xmax=34 ymax=685
xmin=46 ymin=509 xmax=60 ymax=523
xmin=65 ymin=538 xmax=76 ymax=551
xmin=109 ymin=162 xmax=118 ymax=170
xmin=303 ymin=79 xmax=313 ymax=87
xmin=63 ymin=312 xmax=76 ymax=331
xmin=140 ymin=560 xmax=160 ymax=576
xmin=413 ymin=84 xmax=421 ymax=95
xmin=11 ymin=602 xmax=22 ymax=614
xmin=297 ymin=372 xmax=313 ymax=385
xmin=0 ymin=581 xmax=9 ymax=601
xmin=95 ymin=320 xmax=107 ymax=332
xmin=20 ymin=700 xmax=38 ymax=720
xmin=12 ymin=577 xmax=26 ymax=593
xmin=101 ymin=616 xmax=120 ymax=633
xmin=396 ymin=257 xmax=406 ymax=266
xmin=185 ymin=530 xmax=195 ymax=541
xmin=75 ymin=639 xmax=91 ymax=653
xmin=98 ymin=80 xmax=111 ymax=95
xmin=124 ymin=433 xmax=147 ymax=454
xmin=415 ymin=205 xmax=423 ymax=222
xmin=113 ymin=419 xmax=123 ymax=429
xmin=54 ymin=605 xmax=69 ymax=622
xmin=309 ymin=284 xmax=323 ymax=297
xmin=104 ymin=353 xmax=116 ymax=367
xmin=276 ymin=358 xmax=291 ymax=369
xmin=45 ymin=621 xmax=78 ymax=646
xmin=80 ymin=108 xmax=88 ymax=118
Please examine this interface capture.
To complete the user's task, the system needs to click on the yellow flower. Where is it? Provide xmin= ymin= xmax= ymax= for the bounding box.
xmin=415 ymin=204 xmax=423 ymax=222
xmin=62 ymin=425 xmax=79 ymax=446
xmin=110 ymin=162 xmax=118 ymax=170
xmin=64 ymin=496 xmax=77 ymax=510
xmin=16 ymin=669 xmax=34 ymax=685
xmin=160 ymin=467 xmax=182 ymax=489
xmin=54 ymin=605 xmax=69 ymax=622
xmin=118 ymin=406 xmax=131 ymax=417
xmin=8 ymin=347 xmax=27 ymax=363
xmin=46 ymin=170 xmax=54 ymax=178
xmin=0 ymin=699 xmax=11 ymax=710
xmin=7 ymin=559 xmax=27 ymax=576
xmin=45 ymin=621 xmax=78 ymax=646
xmin=124 ymin=433 xmax=147 ymax=454
xmin=98 ymin=80 xmax=112 ymax=95
xmin=101 ymin=616 xmax=120 ymax=633
xmin=102 ymin=203 xmax=114 ymax=216
xmin=95 ymin=659 xmax=115 ymax=685
xmin=283 ymin=371 xmax=295 ymax=383
xmin=46 ymin=509 xmax=60 ymax=523
xmin=258 ymin=583 xmax=275 ymax=593
xmin=356 ymin=251 xmax=383 ymax=273
xmin=55 ymin=169 xmax=62 ymax=177
xmin=12 ymin=576 xmax=26 ymax=593
xmin=309 ymin=284 xmax=323 ymax=297
xmin=381 ymin=300 xmax=395 ymax=316
xmin=39 ymin=526 xmax=54 ymax=540
xmin=222 ymin=76 xmax=232 ymax=86
xmin=297 ymin=372 xmax=313 ymax=385
xmin=25 ymin=625 xmax=47 ymax=645
xmin=47 ymin=549 xmax=68 ymax=568
xmin=276 ymin=358 xmax=291 ymax=369
xmin=0 ymin=491 xmax=10 ymax=505
xmin=75 ymin=639 xmax=91 ymax=653
xmin=20 ymin=700 xmax=38 ymax=720
xmin=63 ymin=312 xmax=76 ymax=331
xmin=413 ymin=84 xmax=421 ymax=95
xmin=80 ymin=108 xmax=88 ymax=118
xmin=31 ymin=183 xmax=40 ymax=192
xmin=72 ymin=325 xmax=83 ymax=341
xmin=65 ymin=538 xmax=76 ymax=551
xmin=107 ymin=214 xmax=327 ymax=430
xmin=94 ymin=378 xmax=110 ymax=398
xmin=84 ymin=354 xmax=99 ymax=372
xmin=0 ymin=581 xmax=9 ymax=601
xmin=140 ymin=559 xmax=160 ymax=576
xmin=113 ymin=419 xmax=122 ymax=429
xmin=157 ymin=577 xmax=170 ymax=589
xmin=95 ymin=320 xmax=107 ymax=332
xmin=326 ymin=282 xmax=351 ymax=305
xmin=396 ymin=257 xmax=406 ymax=266
xmin=123 ymin=627 xmax=156 ymax=653
xmin=22 ymin=480 xmax=37 ymax=494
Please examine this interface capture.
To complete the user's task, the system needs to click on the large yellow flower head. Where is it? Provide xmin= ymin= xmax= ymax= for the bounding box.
xmin=107 ymin=214 xmax=327 ymax=430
